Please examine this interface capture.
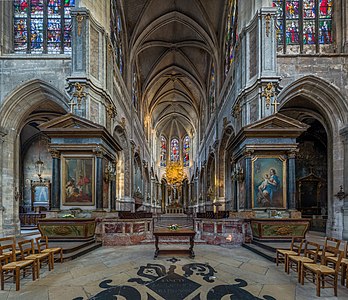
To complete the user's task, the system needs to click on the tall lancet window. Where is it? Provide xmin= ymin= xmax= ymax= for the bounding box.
xmin=273 ymin=0 xmax=333 ymax=53
xmin=160 ymin=136 xmax=167 ymax=167
xmin=132 ymin=70 xmax=139 ymax=110
xmin=183 ymin=135 xmax=190 ymax=167
xmin=14 ymin=0 xmax=75 ymax=54
xmin=224 ymin=0 xmax=238 ymax=77
xmin=208 ymin=62 xmax=216 ymax=115
xmin=170 ymin=138 xmax=179 ymax=162
xmin=111 ymin=0 xmax=123 ymax=74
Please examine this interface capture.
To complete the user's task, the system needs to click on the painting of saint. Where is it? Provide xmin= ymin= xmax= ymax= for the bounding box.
xmin=63 ymin=156 xmax=95 ymax=205
xmin=252 ymin=156 xmax=286 ymax=208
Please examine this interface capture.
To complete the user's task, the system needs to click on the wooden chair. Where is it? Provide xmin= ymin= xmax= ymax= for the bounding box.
xmin=18 ymin=239 xmax=52 ymax=279
xmin=302 ymin=247 xmax=343 ymax=297
xmin=0 ymin=237 xmax=21 ymax=262
xmin=308 ymin=237 xmax=341 ymax=263
xmin=325 ymin=241 xmax=348 ymax=286
xmin=35 ymin=236 xmax=63 ymax=266
xmin=287 ymin=241 xmax=319 ymax=283
xmin=0 ymin=243 xmax=36 ymax=291
xmin=276 ymin=238 xmax=305 ymax=273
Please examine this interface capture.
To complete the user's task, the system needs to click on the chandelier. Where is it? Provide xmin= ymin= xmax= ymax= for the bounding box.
xmin=165 ymin=161 xmax=186 ymax=185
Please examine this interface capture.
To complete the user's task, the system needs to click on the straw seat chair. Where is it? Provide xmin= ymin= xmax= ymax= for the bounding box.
xmin=18 ymin=239 xmax=52 ymax=279
xmin=308 ymin=237 xmax=341 ymax=263
xmin=325 ymin=241 xmax=348 ymax=286
xmin=0 ymin=237 xmax=21 ymax=261
xmin=276 ymin=238 xmax=305 ymax=273
xmin=35 ymin=236 xmax=63 ymax=266
xmin=302 ymin=247 xmax=343 ymax=297
xmin=288 ymin=241 xmax=320 ymax=283
xmin=0 ymin=243 xmax=36 ymax=291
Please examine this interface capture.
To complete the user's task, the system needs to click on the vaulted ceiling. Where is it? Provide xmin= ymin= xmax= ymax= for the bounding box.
xmin=122 ymin=0 xmax=226 ymax=140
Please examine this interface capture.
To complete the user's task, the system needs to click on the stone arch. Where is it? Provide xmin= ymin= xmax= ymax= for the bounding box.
xmin=278 ymin=75 xmax=348 ymax=236
xmin=0 ymin=79 xmax=68 ymax=235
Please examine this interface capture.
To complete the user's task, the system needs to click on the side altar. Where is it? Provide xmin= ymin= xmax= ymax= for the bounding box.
xmin=226 ymin=114 xmax=311 ymax=240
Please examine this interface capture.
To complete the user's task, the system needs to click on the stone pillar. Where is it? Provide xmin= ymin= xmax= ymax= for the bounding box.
xmin=110 ymin=178 xmax=116 ymax=211
xmin=0 ymin=129 xmax=7 ymax=233
xmin=95 ymin=149 xmax=104 ymax=210
xmin=340 ymin=127 xmax=348 ymax=239
xmin=287 ymin=150 xmax=297 ymax=210
xmin=50 ymin=150 xmax=61 ymax=211
xmin=245 ymin=151 xmax=253 ymax=209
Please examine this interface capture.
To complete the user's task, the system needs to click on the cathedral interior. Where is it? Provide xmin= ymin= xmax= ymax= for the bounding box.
xmin=1 ymin=0 xmax=348 ymax=298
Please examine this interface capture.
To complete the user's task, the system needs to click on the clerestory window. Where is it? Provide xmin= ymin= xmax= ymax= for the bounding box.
xmin=14 ymin=0 xmax=75 ymax=54
xmin=273 ymin=0 xmax=333 ymax=53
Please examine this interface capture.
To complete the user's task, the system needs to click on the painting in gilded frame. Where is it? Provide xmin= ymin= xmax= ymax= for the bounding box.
xmin=62 ymin=155 xmax=95 ymax=206
xmin=252 ymin=155 xmax=286 ymax=209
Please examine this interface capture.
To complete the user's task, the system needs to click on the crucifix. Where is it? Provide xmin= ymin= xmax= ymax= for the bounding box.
xmin=68 ymin=100 xmax=77 ymax=113
xmin=271 ymin=98 xmax=280 ymax=113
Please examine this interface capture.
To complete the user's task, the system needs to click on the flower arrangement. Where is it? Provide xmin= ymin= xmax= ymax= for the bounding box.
xmin=168 ymin=224 xmax=180 ymax=231
xmin=62 ymin=213 xmax=75 ymax=218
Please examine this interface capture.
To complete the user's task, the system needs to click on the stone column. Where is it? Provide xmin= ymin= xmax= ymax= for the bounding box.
xmin=287 ymin=150 xmax=297 ymax=210
xmin=50 ymin=150 xmax=61 ymax=211
xmin=110 ymin=178 xmax=116 ymax=211
xmin=340 ymin=127 xmax=348 ymax=239
xmin=244 ymin=150 xmax=253 ymax=209
xmin=0 ymin=129 xmax=7 ymax=233
xmin=95 ymin=148 xmax=104 ymax=210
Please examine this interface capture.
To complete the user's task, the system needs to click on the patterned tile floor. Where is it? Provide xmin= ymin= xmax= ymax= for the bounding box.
xmin=1 ymin=244 xmax=348 ymax=299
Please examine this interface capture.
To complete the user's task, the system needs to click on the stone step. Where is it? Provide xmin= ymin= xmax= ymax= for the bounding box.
xmin=141 ymin=238 xmax=206 ymax=244
xmin=61 ymin=242 xmax=102 ymax=261
xmin=242 ymin=243 xmax=276 ymax=263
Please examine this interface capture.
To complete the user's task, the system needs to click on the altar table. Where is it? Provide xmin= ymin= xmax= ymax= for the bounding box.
xmin=153 ymin=228 xmax=196 ymax=258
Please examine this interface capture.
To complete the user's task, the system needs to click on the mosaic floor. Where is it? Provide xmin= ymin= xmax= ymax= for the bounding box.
xmin=1 ymin=244 xmax=348 ymax=299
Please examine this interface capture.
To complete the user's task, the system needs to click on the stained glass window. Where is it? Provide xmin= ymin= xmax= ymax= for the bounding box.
xmin=273 ymin=0 xmax=333 ymax=52
xmin=111 ymin=0 xmax=123 ymax=74
xmin=170 ymin=138 xmax=179 ymax=162
xmin=208 ymin=62 xmax=216 ymax=115
xmin=183 ymin=136 xmax=190 ymax=167
xmin=14 ymin=0 xmax=74 ymax=54
xmin=160 ymin=136 xmax=167 ymax=167
xmin=132 ymin=70 xmax=138 ymax=110
xmin=224 ymin=0 xmax=238 ymax=77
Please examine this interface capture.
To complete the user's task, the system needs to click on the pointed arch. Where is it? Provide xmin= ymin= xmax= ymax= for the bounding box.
xmin=0 ymin=79 xmax=69 ymax=131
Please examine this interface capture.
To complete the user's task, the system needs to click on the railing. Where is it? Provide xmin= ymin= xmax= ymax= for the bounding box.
xmin=19 ymin=213 xmax=46 ymax=227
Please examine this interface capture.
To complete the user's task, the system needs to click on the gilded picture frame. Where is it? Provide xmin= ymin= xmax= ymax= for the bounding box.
xmin=251 ymin=155 xmax=287 ymax=209
xmin=62 ymin=155 xmax=95 ymax=206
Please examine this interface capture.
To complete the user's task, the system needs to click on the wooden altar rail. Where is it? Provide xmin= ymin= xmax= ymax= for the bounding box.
xmin=166 ymin=208 xmax=184 ymax=214
xmin=19 ymin=213 xmax=46 ymax=227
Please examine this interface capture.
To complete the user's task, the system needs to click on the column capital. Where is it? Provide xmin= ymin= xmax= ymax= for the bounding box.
xmin=50 ymin=149 xmax=60 ymax=159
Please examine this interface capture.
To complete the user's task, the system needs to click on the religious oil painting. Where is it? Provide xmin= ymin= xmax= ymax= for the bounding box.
xmin=62 ymin=155 xmax=95 ymax=205
xmin=31 ymin=180 xmax=50 ymax=208
xmin=252 ymin=155 xmax=286 ymax=209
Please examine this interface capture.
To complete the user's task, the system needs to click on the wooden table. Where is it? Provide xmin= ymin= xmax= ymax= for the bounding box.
xmin=153 ymin=228 xmax=196 ymax=259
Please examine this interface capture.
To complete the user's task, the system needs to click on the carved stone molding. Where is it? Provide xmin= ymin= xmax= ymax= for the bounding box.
xmin=261 ymin=83 xmax=275 ymax=109
xmin=106 ymin=103 xmax=117 ymax=119
xmin=76 ymin=14 xmax=84 ymax=36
